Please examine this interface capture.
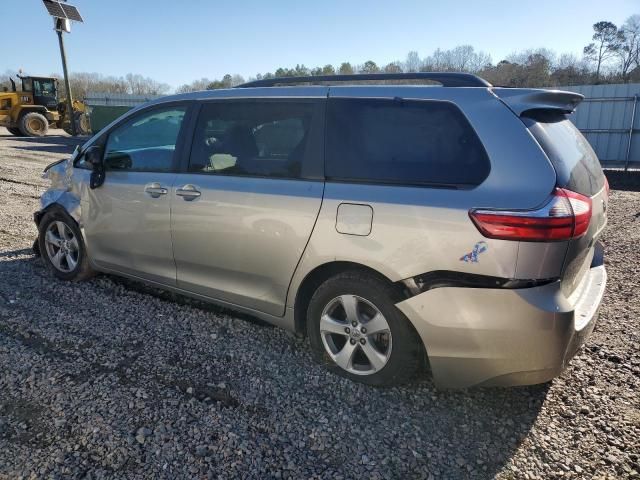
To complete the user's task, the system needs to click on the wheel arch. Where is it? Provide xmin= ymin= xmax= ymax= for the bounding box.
xmin=15 ymin=106 xmax=51 ymax=122
xmin=35 ymin=196 xmax=82 ymax=227
xmin=34 ymin=202 xmax=73 ymax=227
xmin=292 ymin=261 xmax=409 ymax=336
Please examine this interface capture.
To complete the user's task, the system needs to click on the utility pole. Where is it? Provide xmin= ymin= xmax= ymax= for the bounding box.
xmin=55 ymin=19 xmax=76 ymax=136
xmin=42 ymin=0 xmax=84 ymax=136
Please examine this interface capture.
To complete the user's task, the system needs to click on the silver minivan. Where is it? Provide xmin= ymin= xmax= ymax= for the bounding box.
xmin=35 ymin=73 xmax=607 ymax=388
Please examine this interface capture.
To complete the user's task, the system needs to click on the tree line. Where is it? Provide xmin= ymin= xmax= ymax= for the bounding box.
xmin=0 ymin=71 xmax=171 ymax=99
xmin=176 ymin=15 xmax=640 ymax=91
xmin=2 ymin=14 xmax=638 ymax=98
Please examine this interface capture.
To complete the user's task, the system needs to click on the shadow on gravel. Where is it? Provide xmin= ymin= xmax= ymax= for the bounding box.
xmin=0 ymin=247 xmax=33 ymax=258
xmin=13 ymin=144 xmax=76 ymax=155
xmin=0 ymin=134 xmax=86 ymax=144
xmin=604 ymin=169 xmax=640 ymax=191
xmin=106 ymin=274 xmax=274 ymax=329
xmin=0 ymin=134 xmax=86 ymax=153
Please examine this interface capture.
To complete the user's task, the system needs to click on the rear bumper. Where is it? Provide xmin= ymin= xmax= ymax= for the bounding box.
xmin=396 ymin=263 xmax=606 ymax=389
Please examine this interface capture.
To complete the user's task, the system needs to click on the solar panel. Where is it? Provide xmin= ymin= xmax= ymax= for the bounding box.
xmin=43 ymin=0 xmax=66 ymax=18
xmin=60 ymin=2 xmax=83 ymax=22
xmin=42 ymin=0 xmax=84 ymax=22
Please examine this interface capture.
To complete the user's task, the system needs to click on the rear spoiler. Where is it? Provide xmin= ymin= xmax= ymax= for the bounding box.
xmin=491 ymin=88 xmax=584 ymax=116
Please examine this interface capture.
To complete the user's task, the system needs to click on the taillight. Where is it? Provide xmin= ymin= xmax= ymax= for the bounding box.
xmin=469 ymin=188 xmax=592 ymax=242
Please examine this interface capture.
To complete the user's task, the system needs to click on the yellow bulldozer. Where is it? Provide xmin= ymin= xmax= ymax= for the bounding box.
xmin=0 ymin=75 xmax=90 ymax=137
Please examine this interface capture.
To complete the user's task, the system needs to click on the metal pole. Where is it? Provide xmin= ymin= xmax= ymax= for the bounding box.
xmin=56 ymin=29 xmax=76 ymax=136
xmin=624 ymin=94 xmax=637 ymax=172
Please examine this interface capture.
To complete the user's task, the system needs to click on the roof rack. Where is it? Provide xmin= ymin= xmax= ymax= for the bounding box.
xmin=236 ymin=72 xmax=492 ymax=89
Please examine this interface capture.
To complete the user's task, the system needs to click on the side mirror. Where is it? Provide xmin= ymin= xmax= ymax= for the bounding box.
xmin=85 ymin=146 xmax=106 ymax=189
xmin=85 ymin=145 xmax=103 ymax=169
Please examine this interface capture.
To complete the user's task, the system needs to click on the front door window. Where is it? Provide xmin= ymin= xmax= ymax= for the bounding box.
xmin=104 ymin=107 xmax=187 ymax=172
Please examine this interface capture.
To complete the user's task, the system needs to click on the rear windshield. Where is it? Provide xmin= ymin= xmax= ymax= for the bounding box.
xmin=523 ymin=111 xmax=604 ymax=196
xmin=326 ymin=98 xmax=490 ymax=187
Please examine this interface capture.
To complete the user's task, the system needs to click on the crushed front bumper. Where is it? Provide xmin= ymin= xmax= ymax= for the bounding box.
xmin=396 ymin=263 xmax=607 ymax=389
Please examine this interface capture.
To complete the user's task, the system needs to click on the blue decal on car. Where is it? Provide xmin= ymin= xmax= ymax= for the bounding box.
xmin=460 ymin=241 xmax=488 ymax=263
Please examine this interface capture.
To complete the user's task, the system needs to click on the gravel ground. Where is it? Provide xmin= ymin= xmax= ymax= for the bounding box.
xmin=0 ymin=128 xmax=638 ymax=479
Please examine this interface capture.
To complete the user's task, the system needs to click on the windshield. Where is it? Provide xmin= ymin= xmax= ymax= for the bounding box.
xmin=33 ymin=78 xmax=57 ymax=97
xmin=21 ymin=78 xmax=32 ymax=92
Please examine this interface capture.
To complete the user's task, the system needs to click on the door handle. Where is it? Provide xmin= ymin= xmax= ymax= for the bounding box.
xmin=144 ymin=182 xmax=168 ymax=198
xmin=176 ymin=184 xmax=201 ymax=201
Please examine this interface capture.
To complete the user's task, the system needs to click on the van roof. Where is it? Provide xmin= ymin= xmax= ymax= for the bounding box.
xmin=235 ymin=72 xmax=491 ymax=88
xmin=148 ymin=72 xmax=584 ymax=117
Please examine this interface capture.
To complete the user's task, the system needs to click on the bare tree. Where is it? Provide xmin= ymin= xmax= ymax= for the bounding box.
xmin=549 ymin=53 xmax=590 ymax=86
xmin=617 ymin=15 xmax=640 ymax=81
xmin=467 ymin=50 xmax=492 ymax=73
xmin=422 ymin=48 xmax=450 ymax=71
xmin=231 ymin=74 xmax=245 ymax=86
xmin=124 ymin=73 xmax=170 ymax=96
xmin=449 ymin=45 xmax=492 ymax=72
xmin=176 ymin=78 xmax=213 ymax=93
xmin=450 ymin=45 xmax=475 ymax=71
xmin=584 ymin=21 xmax=621 ymax=81
xmin=405 ymin=51 xmax=421 ymax=72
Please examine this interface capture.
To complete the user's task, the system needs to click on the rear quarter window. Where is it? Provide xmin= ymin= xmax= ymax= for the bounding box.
xmin=523 ymin=111 xmax=604 ymax=196
xmin=325 ymin=98 xmax=490 ymax=187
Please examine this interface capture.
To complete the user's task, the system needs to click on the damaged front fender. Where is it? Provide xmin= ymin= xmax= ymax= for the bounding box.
xmin=35 ymin=148 xmax=83 ymax=226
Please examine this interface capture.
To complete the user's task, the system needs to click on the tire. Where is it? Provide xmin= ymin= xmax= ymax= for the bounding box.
xmin=77 ymin=112 xmax=91 ymax=135
xmin=307 ymin=271 xmax=424 ymax=386
xmin=38 ymin=209 xmax=94 ymax=281
xmin=6 ymin=127 xmax=22 ymax=136
xmin=19 ymin=112 xmax=49 ymax=137
xmin=63 ymin=112 xmax=92 ymax=136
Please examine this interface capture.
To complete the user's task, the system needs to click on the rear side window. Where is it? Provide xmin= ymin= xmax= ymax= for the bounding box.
xmin=523 ymin=111 xmax=604 ymax=196
xmin=325 ymin=98 xmax=490 ymax=187
xmin=189 ymin=101 xmax=315 ymax=179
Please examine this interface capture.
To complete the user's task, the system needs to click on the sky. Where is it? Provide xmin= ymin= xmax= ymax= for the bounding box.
xmin=3 ymin=0 xmax=639 ymax=91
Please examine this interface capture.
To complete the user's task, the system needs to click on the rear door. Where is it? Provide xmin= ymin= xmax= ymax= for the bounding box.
xmin=523 ymin=111 xmax=608 ymax=294
xmin=170 ymin=98 xmax=325 ymax=316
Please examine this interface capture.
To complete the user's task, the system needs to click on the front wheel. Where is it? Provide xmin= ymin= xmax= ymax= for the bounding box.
xmin=38 ymin=209 xmax=94 ymax=281
xmin=307 ymin=271 xmax=424 ymax=386
xmin=19 ymin=112 xmax=49 ymax=137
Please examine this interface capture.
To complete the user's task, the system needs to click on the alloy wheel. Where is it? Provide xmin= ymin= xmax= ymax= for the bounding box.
xmin=319 ymin=295 xmax=392 ymax=375
xmin=44 ymin=221 xmax=79 ymax=273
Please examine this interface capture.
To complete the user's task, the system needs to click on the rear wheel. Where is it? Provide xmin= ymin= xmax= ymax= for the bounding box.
xmin=62 ymin=112 xmax=91 ymax=136
xmin=6 ymin=127 xmax=22 ymax=136
xmin=77 ymin=112 xmax=91 ymax=135
xmin=38 ymin=209 xmax=94 ymax=281
xmin=19 ymin=112 xmax=49 ymax=137
xmin=307 ymin=271 xmax=424 ymax=386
